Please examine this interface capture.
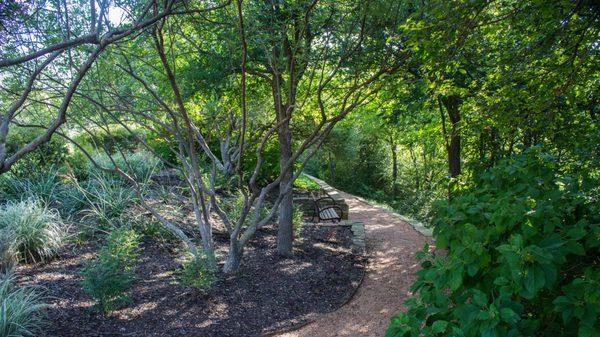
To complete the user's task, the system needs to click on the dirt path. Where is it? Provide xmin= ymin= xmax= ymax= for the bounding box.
xmin=278 ymin=189 xmax=432 ymax=337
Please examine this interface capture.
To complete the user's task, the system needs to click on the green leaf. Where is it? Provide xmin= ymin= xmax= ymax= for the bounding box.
xmin=500 ymin=307 xmax=519 ymax=324
xmin=523 ymin=265 xmax=545 ymax=298
xmin=431 ymin=320 xmax=448 ymax=334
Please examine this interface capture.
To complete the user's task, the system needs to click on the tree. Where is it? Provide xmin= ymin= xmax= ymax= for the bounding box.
xmin=0 ymin=0 xmax=207 ymax=175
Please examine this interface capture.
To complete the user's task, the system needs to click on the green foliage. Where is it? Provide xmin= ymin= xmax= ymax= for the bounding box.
xmin=82 ymin=228 xmax=140 ymax=312
xmin=221 ymin=190 xmax=269 ymax=227
xmin=0 ymin=271 xmax=47 ymax=337
xmin=89 ymin=150 xmax=162 ymax=184
xmin=175 ymin=252 xmax=217 ymax=295
xmin=0 ymin=168 xmax=61 ymax=205
xmin=0 ymin=199 xmax=65 ymax=266
xmin=293 ymin=173 xmax=320 ymax=191
xmin=386 ymin=150 xmax=600 ymax=337
xmin=5 ymin=129 xmax=68 ymax=177
xmin=293 ymin=204 xmax=304 ymax=239
xmin=74 ymin=172 xmax=137 ymax=233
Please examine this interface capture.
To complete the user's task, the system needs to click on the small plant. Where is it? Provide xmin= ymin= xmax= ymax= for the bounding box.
xmin=0 ymin=230 xmax=16 ymax=273
xmin=82 ymin=228 xmax=140 ymax=312
xmin=293 ymin=204 xmax=304 ymax=239
xmin=175 ymin=252 xmax=217 ymax=295
xmin=0 ymin=270 xmax=48 ymax=337
xmin=0 ymin=199 xmax=65 ymax=265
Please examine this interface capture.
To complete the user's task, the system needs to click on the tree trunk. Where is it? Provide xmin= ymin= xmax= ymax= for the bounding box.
xmin=223 ymin=242 xmax=242 ymax=274
xmin=441 ymin=95 xmax=461 ymax=178
xmin=328 ymin=150 xmax=335 ymax=181
xmin=391 ymin=140 xmax=398 ymax=196
xmin=276 ymin=110 xmax=294 ymax=256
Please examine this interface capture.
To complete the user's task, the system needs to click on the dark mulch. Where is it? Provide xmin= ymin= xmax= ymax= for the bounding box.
xmin=17 ymin=224 xmax=364 ymax=337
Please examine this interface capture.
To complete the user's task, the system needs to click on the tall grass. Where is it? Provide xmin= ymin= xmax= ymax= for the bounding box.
xmin=71 ymin=172 xmax=137 ymax=234
xmin=0 ymin=169 xmax=60 ymax=205
xmin=0 ymin=199 xmax=65 ymax=265
xmin=88 ymin=150 xmax=162 ymax=184
xmin=0 ymin=271 xmax=47 ymax=337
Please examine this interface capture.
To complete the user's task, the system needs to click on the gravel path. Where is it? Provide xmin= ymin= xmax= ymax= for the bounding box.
xmin=278 ymin=189 xmax=432 ymax=337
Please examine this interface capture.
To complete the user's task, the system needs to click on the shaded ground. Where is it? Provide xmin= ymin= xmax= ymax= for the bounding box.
xmin=279 ymin=187 xmax=433 ymax=337
xmin=16 ymin=223 xmax=364 ymax=337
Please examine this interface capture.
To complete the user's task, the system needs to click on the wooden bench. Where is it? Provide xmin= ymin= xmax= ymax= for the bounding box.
xmin=311 ymin=192 xmax=343 ymax=222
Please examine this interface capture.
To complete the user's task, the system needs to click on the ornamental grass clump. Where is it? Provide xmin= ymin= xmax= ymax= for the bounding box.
xmin=0 ymin=271 xmax=47 ymax=337
xmin=0 ymin=199 xmax=65 ymax=266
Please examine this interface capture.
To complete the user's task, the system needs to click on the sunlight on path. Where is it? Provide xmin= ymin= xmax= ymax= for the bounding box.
xmin=277 ymin=189 xmax=432 ymax=337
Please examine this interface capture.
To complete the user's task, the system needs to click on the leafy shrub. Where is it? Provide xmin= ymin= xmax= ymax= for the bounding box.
xmin=0 ymin=199 xmax=65 ymax=265
xmin=82 ymin=228 xmax=140 ymax=312
xmin=74 ymin=126 xmax=140 ymax=154
xmin=386 ymin=150 xmax=600 ymax=337
xmin=0 ymin=271 xmax=48 ymax=337
xmin=221 ymin=190 xmax=269 ymax=227
xmin=175 ymin=252 xmax=217 ymax=295
xmin=145 ymin=131 xmax=179 ymax=164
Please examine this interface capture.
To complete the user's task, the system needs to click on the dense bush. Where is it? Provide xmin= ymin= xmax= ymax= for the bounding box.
xmin=0 ymin=199 xmax=65 ymax=265
xmin=0 ymin=271 xmax=47 ymax=337
xmin=386 ymin=150 xmax=600 ymax=337
xmin=82 ymin=228 xmax=140 ymax=312
xmin=175 ymin=252 xmax=217 ymax=295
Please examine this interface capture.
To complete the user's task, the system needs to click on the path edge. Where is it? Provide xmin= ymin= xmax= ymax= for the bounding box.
xmin=304 ymin=174 xmax=433 ymax=237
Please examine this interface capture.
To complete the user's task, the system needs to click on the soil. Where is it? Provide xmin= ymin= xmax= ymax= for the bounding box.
xmin=16 ymin=223 xmax=365 ymax=337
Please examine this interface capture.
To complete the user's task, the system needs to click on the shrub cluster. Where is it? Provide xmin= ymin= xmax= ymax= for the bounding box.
xmin=82 ymin=228 xmax=140 ymax=312
xmin=386 ymin=150 xmax=600 ymax=337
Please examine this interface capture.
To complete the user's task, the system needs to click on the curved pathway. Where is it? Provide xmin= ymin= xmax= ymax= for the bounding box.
xmin=278 ymin=188 xmax=433 ymax=337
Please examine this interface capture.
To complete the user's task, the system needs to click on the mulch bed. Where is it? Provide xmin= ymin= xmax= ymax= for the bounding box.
xmin=16 ymin=223 xmax=365 ymax=337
